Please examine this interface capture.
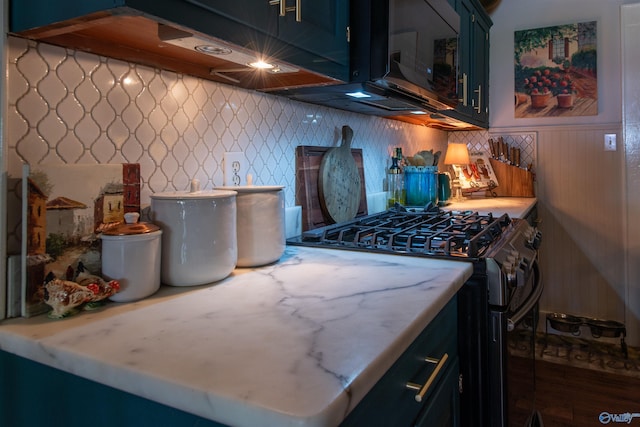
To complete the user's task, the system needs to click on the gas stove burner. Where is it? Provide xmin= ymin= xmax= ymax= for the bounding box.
xmin=290 ymin=207 xmax=514 ymax=259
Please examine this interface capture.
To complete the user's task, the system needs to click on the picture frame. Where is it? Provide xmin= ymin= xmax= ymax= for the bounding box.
xmin=452 ymin=151 xmax=499 ymax=193
xmin=514 ymin=21 xmax=597 ymax=118
xmin=21 ymin=163 xmax=140 ymax=317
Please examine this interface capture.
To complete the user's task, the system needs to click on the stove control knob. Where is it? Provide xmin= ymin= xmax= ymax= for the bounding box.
xmin=526 ymin=228 xmax=542 ymax=250
xmin=523 ymin=225 xmax=535 ymax=240
xmin=502 ymin=262 xmax=517 ymax=287
xmin=533 ymin=230 xmax=542 ymax=249
xmin=506 ymin=271 xmax=518 ymax=288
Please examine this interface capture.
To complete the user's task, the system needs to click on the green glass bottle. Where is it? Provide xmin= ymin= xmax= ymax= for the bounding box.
xmin=387 ymin=148 xmax=405 ymax=207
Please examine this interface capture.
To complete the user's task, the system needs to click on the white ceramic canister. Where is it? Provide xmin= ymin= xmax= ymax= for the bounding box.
xmin=216 ymin=181 xmax=285 ymax=267
xmin=102 ymin=212 xmax=162 ymax=302
xmin=150 ymin=186 xmax=237 ymax=286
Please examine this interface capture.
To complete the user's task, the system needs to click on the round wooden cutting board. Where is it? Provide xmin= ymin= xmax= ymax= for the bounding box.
xmin=318 ymin=125 xmax=362 ymax=223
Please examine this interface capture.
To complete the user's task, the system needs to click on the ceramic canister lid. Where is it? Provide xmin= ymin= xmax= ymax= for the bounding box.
xmin=215 ymin=185 xmax=284 ymax=193
xmin=102 ymin=212 xmax=161 ymax=236
xmin=216 ymin=174 xmax=284 ymax=193
xmin=150 ymin=189 xmax=237 ymax=199
xmin=151 ymin=180 xmax=237 ymax=200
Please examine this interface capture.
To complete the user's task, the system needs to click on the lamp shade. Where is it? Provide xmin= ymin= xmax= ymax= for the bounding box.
xmin=444 ymin=142 xmax=470 ymax=165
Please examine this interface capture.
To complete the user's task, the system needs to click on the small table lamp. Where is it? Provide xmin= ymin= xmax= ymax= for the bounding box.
xmin=444 ymin=142 xmax=470 ymax=201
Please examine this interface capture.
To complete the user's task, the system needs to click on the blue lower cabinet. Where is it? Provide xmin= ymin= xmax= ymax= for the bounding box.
xmin=414 ymin=358 xmax=461 ymax=427
xmin=341 ymin=297 xmax=459 ymax=427
xmin=0 ymin=351 xmax=226 ymax=427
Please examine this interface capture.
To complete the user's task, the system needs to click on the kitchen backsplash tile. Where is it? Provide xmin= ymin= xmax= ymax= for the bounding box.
xmin=7 ymin=36 xmax=450 ymax=199
xmin=5 ymin=36 xmax=450 ymax=251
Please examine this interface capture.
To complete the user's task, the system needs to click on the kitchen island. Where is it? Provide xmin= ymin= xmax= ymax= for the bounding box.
xmin=0 ymin=246 xmax=473 ymax=427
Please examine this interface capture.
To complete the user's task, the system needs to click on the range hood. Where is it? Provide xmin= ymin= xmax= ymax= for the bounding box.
xmin=266 ymin=0 xmax=483 ymax=131
xmin=268 ymin=81 xmax=477 ymax=130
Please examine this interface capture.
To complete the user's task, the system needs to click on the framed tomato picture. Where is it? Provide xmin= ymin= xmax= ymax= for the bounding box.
xmin=514 ymin=21 xmax=597 ymax=118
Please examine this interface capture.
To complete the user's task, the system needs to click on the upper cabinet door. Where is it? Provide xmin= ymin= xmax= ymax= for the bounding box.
xmin=194 ymin=0 xmax=278 ymax=36
xmin=274 ymin=0 xmax=350 ymax=80
xmin=449 ymin=0 xmax=492 ymax=128
xmin=276 ymin=1 xmax=349 ymax=65
xmin=454 ymin=0 xmax=474 ymax=118
xmin=471 ymin=14 xmax=490 ymax=124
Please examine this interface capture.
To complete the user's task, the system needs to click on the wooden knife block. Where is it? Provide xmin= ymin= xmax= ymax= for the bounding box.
xmin=488 ymin=158 xmax=535 ymax=197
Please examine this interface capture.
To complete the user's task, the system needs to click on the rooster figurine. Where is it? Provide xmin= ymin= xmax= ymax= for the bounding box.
xmin=43 ymin=273 xmax=100 ymax=319
xmin=74 ymin=262 xmax=121 ymax=309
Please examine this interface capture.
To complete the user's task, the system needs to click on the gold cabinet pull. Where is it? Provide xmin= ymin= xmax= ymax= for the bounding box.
xmin=268 ymin=0 xmax=301 ymax=22
xmin=458 ymin=73 xmax=468 ymax=106
xmin=405 ymin=353 xmax=449 ymax=403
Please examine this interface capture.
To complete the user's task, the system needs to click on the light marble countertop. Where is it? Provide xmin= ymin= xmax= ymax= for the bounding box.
xmin=0 ymin=246 xmax=473 ymax=427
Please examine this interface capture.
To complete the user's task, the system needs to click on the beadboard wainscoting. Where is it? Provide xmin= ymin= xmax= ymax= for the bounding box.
xmin=496 ymin=124 xmax=629 ymax=345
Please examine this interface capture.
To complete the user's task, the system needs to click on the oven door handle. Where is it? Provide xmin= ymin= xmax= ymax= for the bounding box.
xmin=507 ymin=260 xmax=542 ymax=331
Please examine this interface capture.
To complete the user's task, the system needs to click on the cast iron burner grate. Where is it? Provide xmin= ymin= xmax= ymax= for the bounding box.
xmin=291 ymin=206 xmax=513 ymax=259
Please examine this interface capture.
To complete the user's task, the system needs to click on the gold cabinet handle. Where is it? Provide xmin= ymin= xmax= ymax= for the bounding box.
xmin=405 ymin=353 xmax=449 ymax=403
xmin=474 ymin=85 xmax=482 ymax=113
xmin=458 ymin=73 xmax=468 ymax=106
xmin=268 ymin=0 xmax=301 ymax=22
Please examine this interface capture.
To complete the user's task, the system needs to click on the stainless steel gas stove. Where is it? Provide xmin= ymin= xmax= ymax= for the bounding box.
xmin=289 ymin=205 xmax=543 ymax=427
xmin=290 ymin=207 xmax=513 ymax=258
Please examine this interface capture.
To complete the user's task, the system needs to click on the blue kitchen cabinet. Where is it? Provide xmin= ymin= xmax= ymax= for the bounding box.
xmin=9 ymin=0 xmax=350 ymax=83
xmin=448 ymin=0 xmax=492 ymax=128
xmin=276 ymin=1 xmax=350 ymax=74
xmin=0 ymin=350 xmax=226 ymax=427
xmin=341 ymin=297 xmax=460 ymax=427
xmin=163 ymin=0 xmax=350 ymax=79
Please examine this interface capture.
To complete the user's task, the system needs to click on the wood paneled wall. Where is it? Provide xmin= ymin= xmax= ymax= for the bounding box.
xmin=534 ymin=124 xmax=628 ymax=334
xmin=622 ymin=3 xmax=640 ymax=352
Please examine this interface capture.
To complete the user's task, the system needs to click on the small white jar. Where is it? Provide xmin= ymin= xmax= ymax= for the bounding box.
xmin=102 ymin=212 xmax=162 ymax=302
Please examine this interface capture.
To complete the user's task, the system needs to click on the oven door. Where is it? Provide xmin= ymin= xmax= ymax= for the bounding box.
xmin=489 ymin=261 xmax=544 ymax=427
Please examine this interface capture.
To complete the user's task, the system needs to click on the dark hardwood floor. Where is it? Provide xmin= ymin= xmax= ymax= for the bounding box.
xmin=509 ymin=356 xmax=640 ymax=427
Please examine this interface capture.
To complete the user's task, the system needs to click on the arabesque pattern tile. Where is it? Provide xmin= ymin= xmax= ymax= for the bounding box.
xmin=7 ymin=36 xmax=447 ymax=212
xmin=9 ymin=36 xmax=524 ymax=252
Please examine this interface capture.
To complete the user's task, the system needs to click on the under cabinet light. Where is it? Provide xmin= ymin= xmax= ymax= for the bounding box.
xmin=195 ymin=45 xmax=233 ymax=56
xmin=158 ymin=24 xmax=298 ymax=74
xmin=346 ymin=91 xmax=372 ymax=99
xmin=248 ymin=60 xmax=275 ymax=70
